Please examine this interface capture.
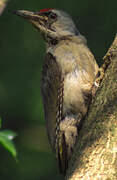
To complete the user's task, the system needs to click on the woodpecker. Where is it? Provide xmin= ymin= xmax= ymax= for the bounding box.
xmin=14 ymin=8 xmax=99 ymax=175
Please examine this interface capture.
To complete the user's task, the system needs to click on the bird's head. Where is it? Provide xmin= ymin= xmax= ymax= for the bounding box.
xmin=14 ymin=8 xmax=79 ymax=42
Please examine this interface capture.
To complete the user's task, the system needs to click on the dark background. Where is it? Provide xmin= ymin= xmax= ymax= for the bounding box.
xmin=0 ymin=0 xmax=116 ymax=179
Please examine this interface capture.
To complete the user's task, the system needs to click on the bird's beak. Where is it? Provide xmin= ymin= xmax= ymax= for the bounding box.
xmin=14 ymin=10 xmax=47 ymax=29
xmin=14 ymin=10 xmax=43 ymax=21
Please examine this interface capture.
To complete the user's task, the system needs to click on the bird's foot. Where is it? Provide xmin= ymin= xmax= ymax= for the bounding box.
xmin=91 ymin=51 xmax=113 ymax=97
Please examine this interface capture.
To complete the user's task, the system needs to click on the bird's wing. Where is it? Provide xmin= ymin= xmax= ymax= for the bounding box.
xmin=41 ymin=53 xmax=68 ymax=174
xmin=41 ymin=52 xmax=64 ymax=152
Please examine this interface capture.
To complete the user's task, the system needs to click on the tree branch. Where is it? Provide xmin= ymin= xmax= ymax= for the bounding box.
xmin=66 ymin=34 xmax=117 ymax=179
xmin=0 ymin=0 xmax=8 ymax=15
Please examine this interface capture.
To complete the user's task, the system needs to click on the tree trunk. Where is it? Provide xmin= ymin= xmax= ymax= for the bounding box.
xmin=66 ymin=34 xmax=117 ymax=180
xmin=0 ymin=0 xmax=8 ymax=15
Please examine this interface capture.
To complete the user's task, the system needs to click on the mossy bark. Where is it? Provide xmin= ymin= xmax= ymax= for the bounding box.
xmin=66 ymin=34 xmax=117 ymax=179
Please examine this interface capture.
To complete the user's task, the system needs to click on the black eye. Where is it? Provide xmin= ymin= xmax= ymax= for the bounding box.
xmin=49 ymin=13 xmax=57 ymax=20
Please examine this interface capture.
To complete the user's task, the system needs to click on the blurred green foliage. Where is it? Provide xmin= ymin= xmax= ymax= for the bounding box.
xmin=0 ymin=130 xmax=17 ymax=157
xmin=0 ymin=117 xmax=17 ymax=158
xmin=0 ymin=0 xmax=117 ymax=179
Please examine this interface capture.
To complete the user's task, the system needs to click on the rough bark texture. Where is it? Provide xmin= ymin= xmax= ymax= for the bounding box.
xmin=65 ymin=34 xmax=117 ymax=180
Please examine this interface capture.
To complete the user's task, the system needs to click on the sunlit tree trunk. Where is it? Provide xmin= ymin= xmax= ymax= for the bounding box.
xmin=0 ymin=0 xmax=8 ymax=15
xmin=66 ymin=34 xmax=117 ymax=180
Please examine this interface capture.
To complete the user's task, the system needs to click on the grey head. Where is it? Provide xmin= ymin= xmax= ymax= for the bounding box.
xmin=14 ymin=8 xmax=79 ymax=41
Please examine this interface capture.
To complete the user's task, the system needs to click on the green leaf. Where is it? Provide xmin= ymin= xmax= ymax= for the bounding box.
xmin=1 ymin=130 xmax=17 ymax=139
xmin=0 ymin=130 xmax=17 ymax=158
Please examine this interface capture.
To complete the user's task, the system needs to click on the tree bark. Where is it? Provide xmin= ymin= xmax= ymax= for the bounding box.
xmin=0 ymin=0 xmax=8 ymax=15
xmin=66 ymin=34 xmax=117 ymax=180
